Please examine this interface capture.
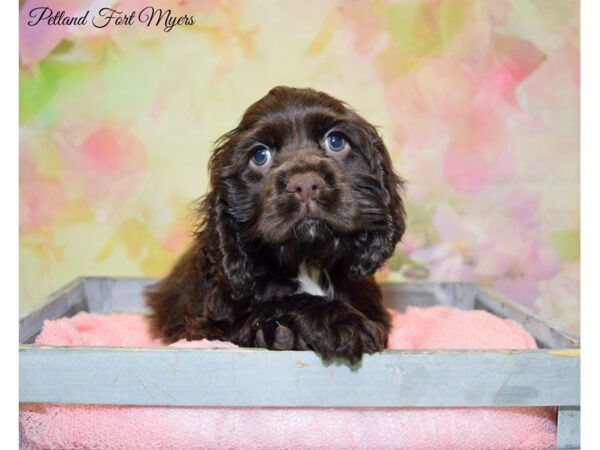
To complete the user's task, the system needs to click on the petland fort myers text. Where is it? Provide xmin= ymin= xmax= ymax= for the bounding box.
xmin=26 ymin=6 xmax=196 ymax=32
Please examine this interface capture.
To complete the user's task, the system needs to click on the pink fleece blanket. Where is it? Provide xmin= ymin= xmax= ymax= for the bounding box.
xmin=20 ymin=307 xmax=556 ymax=450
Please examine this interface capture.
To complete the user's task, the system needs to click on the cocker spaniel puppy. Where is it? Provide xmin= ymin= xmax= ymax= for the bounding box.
xmin=146 ymin=86 xmax=405 ymax=364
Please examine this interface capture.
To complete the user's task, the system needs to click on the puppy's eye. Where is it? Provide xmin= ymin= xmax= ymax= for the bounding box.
xmin=325 ymin=132 xmax=349 ymax=154
xmin=250 ymin=145 xmax=272 ymax=167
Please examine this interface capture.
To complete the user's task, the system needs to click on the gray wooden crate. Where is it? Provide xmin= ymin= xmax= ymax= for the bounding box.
xmin=19 ymin=277 xmax=580 ymax=450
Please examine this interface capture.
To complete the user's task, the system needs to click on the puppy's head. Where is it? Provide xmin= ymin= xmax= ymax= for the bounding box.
xmin=203 ymin=87 xmax=405 ymax=296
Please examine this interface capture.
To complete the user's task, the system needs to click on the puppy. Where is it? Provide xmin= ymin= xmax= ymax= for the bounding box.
xmin=146 ymin=86 xmax=405 ymax=364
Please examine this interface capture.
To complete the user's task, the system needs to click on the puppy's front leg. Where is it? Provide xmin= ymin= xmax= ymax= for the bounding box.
xmin=237 ymin=294 xmax=387 ymax=364
xmin=289 ymin=297 xmax=388 ymax=364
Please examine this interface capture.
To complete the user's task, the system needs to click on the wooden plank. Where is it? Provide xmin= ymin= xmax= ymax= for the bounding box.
xmin=19 ymin=346 xmax=579 ymax=407
xmin=380 ymin=282 xmax=478 ymax=312
xmin=82 ymin=277 xmax=155 ymax=313
xmin=82 ymin=278 xmax=477 ymax=315
xmin=19 ymin=278 xmax=86 ymax=344
xmin=475 ymin=287 xmax=580 ymax=349
xmin=557 ymin=405 xmax=581 ymax=450
xmin=84 ymin=277 xmax=443 ymax=314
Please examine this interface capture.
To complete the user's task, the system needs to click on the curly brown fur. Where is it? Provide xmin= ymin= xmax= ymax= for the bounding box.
xmin=146 ymin=86 xmax=405 ymax=364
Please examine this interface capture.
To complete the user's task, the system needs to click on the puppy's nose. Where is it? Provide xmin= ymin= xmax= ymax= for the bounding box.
xmin=286 ymin=172 xmax=325 ymax=203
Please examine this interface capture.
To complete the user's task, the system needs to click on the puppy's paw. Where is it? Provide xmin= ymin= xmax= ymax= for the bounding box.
xmin=301 ymin=302 xmax=387 ymax=365
xmin=330 ymin=313 xmax=387 ymax=364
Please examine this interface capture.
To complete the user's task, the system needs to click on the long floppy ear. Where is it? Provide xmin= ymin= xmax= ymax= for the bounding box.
xmin=346 ymin=126 xmax=406 ymax=279
xmin=197 ymin=131 xmax=255 ymax=300
xmin=200 ymin=191 xmax=255 ymax=300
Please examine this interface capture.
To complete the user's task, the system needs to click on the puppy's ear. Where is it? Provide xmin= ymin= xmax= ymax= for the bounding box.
xmin=203 ymin=191 xmax=255 ymax=299
xmin=346 ymin=126 xmax=406 ymax=279
xmin=198 ymin=131 xmax=255 ymax=300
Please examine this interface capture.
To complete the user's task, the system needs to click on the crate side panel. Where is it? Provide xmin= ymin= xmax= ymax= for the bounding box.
xmin=89 ymin=280 xmax=459 ymax=315
xmin=557 ymin=405 xmax=580 ymax=450
xmin=20 ymin=347 xmax=579 ymax=407
xmin=475 ymin=287 xmax=579 ymax=349
xmin=84 ymin=280 xmax=476 ymax=315
xmin=380 ymin=282 xmax=477 ymax=312
xmin=381 ymin=283 xmax=439 ymax=312
xmin=83 ymin=277 xmax=156 ymax=313
xmin=85 ymin=277 xmax=475 ymax=313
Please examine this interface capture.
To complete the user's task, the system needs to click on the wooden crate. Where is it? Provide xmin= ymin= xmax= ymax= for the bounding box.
xmin=19 ymin=277 xmax=580 ymax=450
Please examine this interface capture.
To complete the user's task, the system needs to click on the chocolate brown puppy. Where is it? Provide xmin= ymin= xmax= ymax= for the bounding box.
xmin=146 ymin=86 xmax=405 ymax=364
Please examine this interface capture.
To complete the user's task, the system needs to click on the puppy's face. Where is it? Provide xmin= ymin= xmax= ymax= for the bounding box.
xmin=209 ymin=87 xmax=404 ymax=272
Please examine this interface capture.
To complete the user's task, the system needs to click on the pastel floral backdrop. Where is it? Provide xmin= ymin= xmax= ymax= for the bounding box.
xmin=19 ymin=0 xmax=580 ymax=332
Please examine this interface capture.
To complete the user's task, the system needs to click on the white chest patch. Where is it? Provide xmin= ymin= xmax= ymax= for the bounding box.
xmin=295 ymin=262 xmax=334 ymax=298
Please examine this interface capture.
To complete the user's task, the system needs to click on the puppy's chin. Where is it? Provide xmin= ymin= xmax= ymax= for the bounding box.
xmin=257 ymin=206 xmax=357 ymax=245
xmin=293 ymin=218 xmax=331 ymax=244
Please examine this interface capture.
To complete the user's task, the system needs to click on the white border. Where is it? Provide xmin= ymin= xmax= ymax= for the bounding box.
xmin=2 ymin=1 xmax=19 ymax=446
xmin=581 ymin=0 xmax=595 ymax=448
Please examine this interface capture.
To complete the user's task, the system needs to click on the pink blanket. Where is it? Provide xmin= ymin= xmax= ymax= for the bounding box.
xmin=20 ymin=307 xmax=556 ymax=450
